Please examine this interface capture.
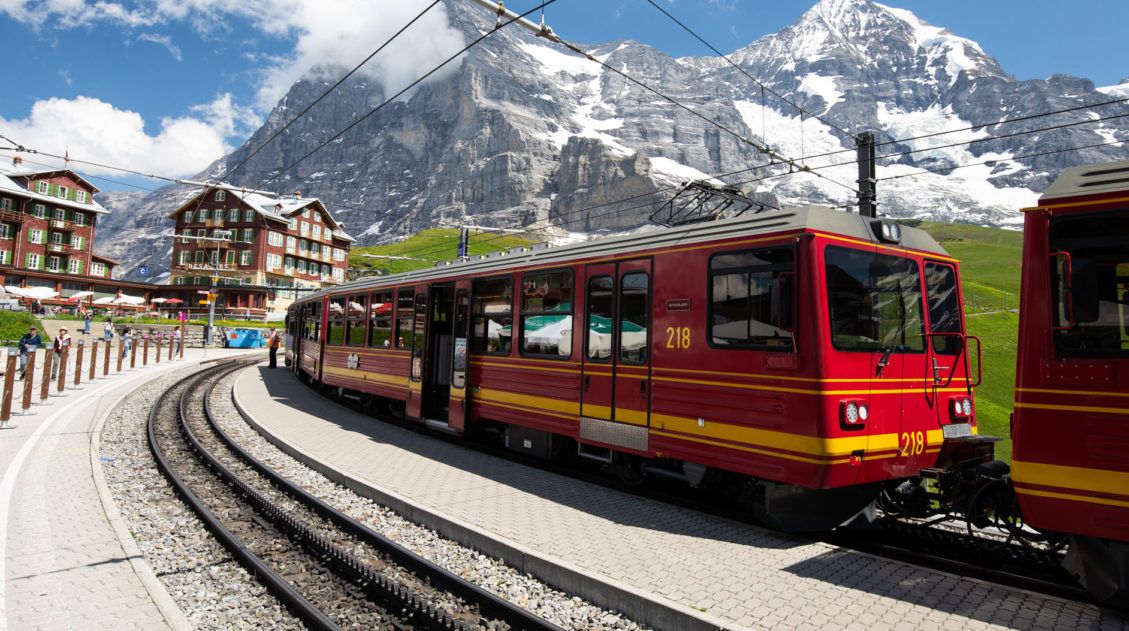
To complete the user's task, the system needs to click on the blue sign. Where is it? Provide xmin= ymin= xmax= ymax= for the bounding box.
xmin=138 ymin=265 xmax=150 ymax=277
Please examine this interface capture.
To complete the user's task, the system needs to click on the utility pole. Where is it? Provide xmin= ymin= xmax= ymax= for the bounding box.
xmin=856 ymin=131 xmax=877 ymax=218
xmin=455 ymin=225 xmax=526 ymax=259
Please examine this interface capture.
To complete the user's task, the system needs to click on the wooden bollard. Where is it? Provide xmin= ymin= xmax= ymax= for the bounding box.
xmin=22 ymin=349 xmax=35 ymax=411
xmin=74 ymin=340 xmax=84 ymax=387
xmin=130 ymin=339 xmax=138 ymax=368
xmin=168 ymin=334 xmax=174 ymax=360
xmin=89 ymin=341 xmax=98 ymax=381
xmin=117 ymin=339 xmax=124 ymax=373
xmin=143 ymin=335 xmax=149 ymax=366
xmin=155 ymin=335 xmax=162 ymax=364
xmin=56 ymin=346 xmax=68 ymax=394
xmin=103 ymin=338 xmax=111 ymax=376
xmin=1 ymin=351 xmax=16 ymax=425
xmin=41 ymin=349 xmax=53 ymax=401
xmin=180 ymin=323 xmax=186 ymax=359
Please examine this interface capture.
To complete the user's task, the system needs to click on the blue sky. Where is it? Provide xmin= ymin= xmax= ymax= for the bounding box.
xmin=1 ymin=0 xmax=1126 ymax=190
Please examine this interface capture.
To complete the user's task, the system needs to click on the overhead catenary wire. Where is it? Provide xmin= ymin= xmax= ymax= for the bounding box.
xmin=877 ymin=138 xmax=1127 ymax=182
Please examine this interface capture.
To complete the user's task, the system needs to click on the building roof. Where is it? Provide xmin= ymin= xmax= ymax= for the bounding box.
xmin=91 ymin=254 xmax=120 ymax=265
xmin=0 ymin=163 xmax=110 ymax=215
xmin=169 ymin=183 xmax=356 ymax=243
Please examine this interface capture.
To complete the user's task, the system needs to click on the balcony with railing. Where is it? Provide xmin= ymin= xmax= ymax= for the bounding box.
xmin=46 ymin=242 xmax=74 ymax=254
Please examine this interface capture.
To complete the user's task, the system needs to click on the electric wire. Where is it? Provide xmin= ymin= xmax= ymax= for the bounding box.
xmin=877 ymin=138 xmax=1127 ymax=182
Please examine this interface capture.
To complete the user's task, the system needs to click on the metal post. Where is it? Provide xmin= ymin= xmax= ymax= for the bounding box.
xmin=155 ymin=334 xmax=162 ymax=364
xmin=103 ymin=338 xmax=111 ymax=376
xmin=74 ymin=340 xmax=84 ymax=387
xmin=22 ymin=349 xmax=35 ymax=412
xmin=56 ymin=346 xmax=68 ymax=394
xmin=856 ymin=131 xmax=877 ymax=218
xmin=89 ymin=341 xmax=98 ymax=380
xmin=1 ymin=350 xmax=15 ymax=426
xmin=41 ymin=349 xmax=53 ymax=402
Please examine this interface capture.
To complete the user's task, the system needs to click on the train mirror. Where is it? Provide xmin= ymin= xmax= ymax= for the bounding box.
xmin=1071 ymin=258 xmax=1099 ymax=324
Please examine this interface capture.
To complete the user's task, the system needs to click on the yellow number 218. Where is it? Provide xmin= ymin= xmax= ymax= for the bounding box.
xmin=666 ymin=326 xmax=691 ymax=350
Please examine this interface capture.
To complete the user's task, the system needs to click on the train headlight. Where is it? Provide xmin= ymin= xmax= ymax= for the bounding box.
xmin=873 ymin=220 xmax=903 ymax=243
xmin=845 ymin=402 xmax=859 ymax=423
xmin=962 ymin=398 xmax=973 ymax=417
xmin=952 ymin=399 xmax=963 ymax=416
xmin=840 ymin=400 xmax=867 ymax=429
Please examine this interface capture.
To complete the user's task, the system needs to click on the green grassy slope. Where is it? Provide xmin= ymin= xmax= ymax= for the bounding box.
xmin=920 ymin=221 xmax=1023 ymax=462
xmin=350 ymin=229 xmax=534 ymax=276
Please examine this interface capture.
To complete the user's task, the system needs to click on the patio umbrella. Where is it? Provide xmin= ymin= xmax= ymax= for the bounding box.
xmin=113 ymin=294 xmax=145 ymax=306
xmin=67 ymin=291 xmax=94 ymax=302
xmin=151 ymin=297 xmax=168 ymax=304
xmin=23 ymin=286 xmax=59 ymax=300
xmin=165 ymin=298 xmax=184 ymax=304
xmin=93 ymin=296 xmax=116 ymax=305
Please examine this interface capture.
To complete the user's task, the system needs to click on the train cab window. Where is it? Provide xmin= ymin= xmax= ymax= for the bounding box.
xmin=586 ymin=276 xmax=613 ymax=361
xmin=619 ymin=272 xmax=649 ymax=364
xmin=709 ymin=247 xmax=795 ymax=350
xmin=395 ymin=290 xmax=414 ymax=349
xmin=369 ymin=291 xmax=394 ymax=347
xmin=825 ymin=247 xmax=925 ymax=353
xmin=925 ymin=262 xmax=963 ymax=355
xmin=346 ymin=294 xmax=367 ymax=346
xmin=1050 ymin=211 xmax=1129 ymax=356
xmin=471 ymin=276 xmax=513 ymax=355
xmin=520 ymin=269 xmax=573 ymax=358
xmin=327 ymin=297 xmax=346 ymax=345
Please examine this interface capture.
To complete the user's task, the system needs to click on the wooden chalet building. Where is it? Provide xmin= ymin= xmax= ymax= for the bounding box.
xmin=167 ymin=184 xmax=355 ymax=314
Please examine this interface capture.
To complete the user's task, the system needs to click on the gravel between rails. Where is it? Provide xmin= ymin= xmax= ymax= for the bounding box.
xmin=100 ymin=364 xmax=303 ymax=631
xmin=209 ymin=368 xmax=647 ymax=631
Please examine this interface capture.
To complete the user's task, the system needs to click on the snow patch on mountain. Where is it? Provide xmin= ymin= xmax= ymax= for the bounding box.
xmin=798 ymin=73 xmax=843 ymax=111
xmin=649 ymin=157 xmax=723 ymax=185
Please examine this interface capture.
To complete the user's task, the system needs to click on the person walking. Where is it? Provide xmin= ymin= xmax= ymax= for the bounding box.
xmin=83 ymin=311 xmax=92 ymax=335
xmin=103 ymin=320 xmax=113 ymax=343
xmin=172 ymin=328 xmax=182 ymax=356
xmin=120 ymin=328 xmax=133 ymax=360
xmin=51 ymin=327 xmax=72 ymax=380
xmin=17 ymin=326 xmax=42 ymax=379
xmin=268 ymin=328 xmax=281 ymax=368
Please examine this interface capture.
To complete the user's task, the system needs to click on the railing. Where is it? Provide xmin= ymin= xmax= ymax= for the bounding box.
xmin=49 ymin=219 xmax=69 ymax=229
xmin=0 ymin=210 xmax=23 ymax=223
xmin=46 ymin=242 xmax=74 ymax=254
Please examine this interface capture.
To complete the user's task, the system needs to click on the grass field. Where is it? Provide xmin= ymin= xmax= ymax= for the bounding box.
xmin=350 ymin=229 xmax=534 ymax=275
xmin=921 ymin=221 xmax=1023 ymax=462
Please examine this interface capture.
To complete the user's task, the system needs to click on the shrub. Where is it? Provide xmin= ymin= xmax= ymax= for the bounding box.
xmin=0 ymin=310 xmax=51 ymax=344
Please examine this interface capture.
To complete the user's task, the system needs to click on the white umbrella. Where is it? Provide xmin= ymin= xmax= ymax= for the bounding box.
xmin=93 ymin=296 xmax=116 ymax=305
xmin=67 ymin=290 xmax=94 ymax=302
xmin=151 ymin=297 xmax=169 ymax=304
xmin=4 ymin=285 xmax=25 ymax=297
xmin=113 ymin=294 xmax=145 ymax=306
xmin=23 ymin=286 xmax=59 ymax=300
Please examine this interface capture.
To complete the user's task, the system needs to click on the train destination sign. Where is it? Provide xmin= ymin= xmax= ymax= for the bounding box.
xmin=666 ymin=299 xmax=691 ymax=311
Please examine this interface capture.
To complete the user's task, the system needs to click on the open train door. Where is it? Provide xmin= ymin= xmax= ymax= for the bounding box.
xmin=405 ymin=284 xmax=429 ymax=421
xmin=447 ymin=280 xmax=471 ymax=431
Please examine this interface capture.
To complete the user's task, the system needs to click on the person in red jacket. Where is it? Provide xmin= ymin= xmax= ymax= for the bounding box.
xmin=268 ymin=328 xmax=281 ymax=368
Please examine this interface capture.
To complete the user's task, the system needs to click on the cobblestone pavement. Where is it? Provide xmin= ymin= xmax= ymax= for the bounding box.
xmin=236 ymin=365 xmax=1129 ymax=631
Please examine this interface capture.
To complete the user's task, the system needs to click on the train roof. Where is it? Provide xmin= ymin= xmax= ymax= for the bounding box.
xmin=300 ymin=204 xmax=947 ymax=301
xmin=1040 ymin=159 xmax=1129 ymax=201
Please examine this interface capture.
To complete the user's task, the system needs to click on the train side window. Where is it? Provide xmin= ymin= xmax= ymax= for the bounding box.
xmin=925 ymin=262 xmax=962 ymax=355
xmin=709 ymin=246 xmax=795 ymax=350
xmin=411 ymin=293 xmax=427 ymax=380
xmin=825 ymin=246 xmax=924 ymax=353
xmin=369 ymin=291 xmax=394 ymax=348
xmin=619 ymin=272 xmax=649 ymax=364
xmin=395 ymin=290 xmax=414 ymax=349
xmin=1050 ymin=211 xmax=1129 ymax=356
xmin=327 ymin=297 xmax=346 ymax=345
xmin=586 ymin=276 xmax=613 ymax=361
xmin=520 ymin=269 xmax=573 ymax=358
xmin=471 ymin=276 xmax=513 ymax=355
xmin=346 ymin=294 xmax=367 ymax=347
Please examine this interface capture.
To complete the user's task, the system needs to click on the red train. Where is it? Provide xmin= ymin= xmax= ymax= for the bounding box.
xmin=1012 ymin=159 xmax=1129 ymax=605
xmin=285 ymin=204 xmax=989 ymax=530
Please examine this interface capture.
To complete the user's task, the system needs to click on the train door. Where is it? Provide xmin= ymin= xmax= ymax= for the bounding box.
xmin=922 ymin=260 xmax=973 ymax=430
xmin=421 ymin=283 xmax=455 ymax=426
xmin=447 ymin=281 xmax=470 ymax=431
xmin=405 ymin=285 xmax=429 ymax=421
xmin=579 ymin=259 xmax=652 ymax=453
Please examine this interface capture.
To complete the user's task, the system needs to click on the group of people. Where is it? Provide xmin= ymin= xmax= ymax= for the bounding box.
xmin=15 ymin=325 xmax=186 ymax=380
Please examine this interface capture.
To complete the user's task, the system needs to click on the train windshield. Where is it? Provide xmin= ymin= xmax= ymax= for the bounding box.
xmin=1050 ymin=211 xmax=1129 ymax=357
xmin=825 ymin=246 xmax=925 ymax=353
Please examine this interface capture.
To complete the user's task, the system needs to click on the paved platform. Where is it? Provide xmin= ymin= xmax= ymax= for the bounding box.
xmin=0 ymin=347 xmax=262 ymax=631
xmin=235 ymin=364 xmax=1128 ymax=631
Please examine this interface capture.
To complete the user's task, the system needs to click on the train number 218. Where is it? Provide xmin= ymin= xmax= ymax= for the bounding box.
xmin=666 ymin=326 xmax=691 ymax=349
xmin=900 ymin=431 xmax=926 ymax=457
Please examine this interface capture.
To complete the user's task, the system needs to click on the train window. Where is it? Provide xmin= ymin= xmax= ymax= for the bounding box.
xmin=305 ymin=302 xmax=321 ymax=341
xmin=327 ymin=297 xmax=346 ymax=345
xmin=825 ymin=247 xmax=925 ymax=353
xmin=453 ymin=289 xmax=469 ymax=389
xmin=395 ymin=290 xmax=414 ymax=349
xmin=619 ymin=272 xmax=649 ymax=364
xmin=925 ymin=263 xmax=962 ymax=355
xmin=411 ymin=293 xmax=427 ymax=380
xmin=369 ymin=291 xmax=394 ymax=347
xmin=1050 ymin=211 xmax=1129 ymax=356
xmin=709 ymin=247 xmax=794 ymax=350
xmin=346 ymin=294 xmax=367 ymax=346
xmin=520 ymin=269 xmax=573 ymax=358
xmin=586 ymin=276 xmax=613 ymax=361
xmin=471 ymin=276 xmax=513 ymax=355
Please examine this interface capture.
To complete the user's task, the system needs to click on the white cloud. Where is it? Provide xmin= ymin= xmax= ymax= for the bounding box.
xmin=0 ymin=94 xmax=254 ymax=178
xmin=137 ymin=33 xmax=182 ymax=61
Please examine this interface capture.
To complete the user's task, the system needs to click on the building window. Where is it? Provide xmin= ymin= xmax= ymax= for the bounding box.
xmin=75 ymin=190 xmax=88 ymax=203
xmin=288 ymin=217 xmax=297 ymax=231
xmin=53 ymin=207 xmax=65 ymax=221
xmin=32 ymin=204 xmax=45 ymax=218
xmin=72 ymin=212 xmax=86 ymax=227
xmin=50 ymin=232 xmax=63 ymax=244
xmin=0 ymin=198 xmax=10 ymax=210
xmin=321 ymin=264 xmax=329 ymax=277
xmin=325 ymin=228 xmax=334 ymax=240
xmin=243 ymin=209 xmax=254 ymax=222
xmin=215 ymin=190 xmax=226 ymax=201
xmin=183 ymin=210 xmax=194 ymax=224
xmin=297 ymin=259 xmax=307 ymax=273
xmin=268 ymin=231 xmax=283 ymax=247
xmin=298 ymin=239 xmax=308 ymax=253
xmin=284 ymin=256 xmax=294 ymax=271
xmin=0 ymin=224 xmax=10 ymax=240
xmin=198 ymin=208 xmax=208 ymax=222
xmin=25 ymin=253 xmax=40 ymax=270
xmin=520 ymin=269 xmax=573 ymax=358
xmin=69 ymin=235 xmax=85 ymax=249
xmin=47 ymin=256 xmax=61 ymax=272
xmin=229 ymin=208 xmax=239 ymax=222
xmin=266 ymin=253 xmax=281 ymax=269
xmin=0 ymin=251 xmax=11 ymax=265
xmin=241 ymin=228 xmax=253 ymax=243
xmin=333 ymin=248 xmax=345 ymax=262
xmin=241 ymin=250 xmax=252 ymax=266
xmin=27 ymin=229 xmax=44 ymax=244
xmin=225 ymin=251 xmax=236 ymax=266
xmin=177 ymin=252 xmax=188 ymax=266
xmin=36 ymin=181 xmax=49 ymax=194
xmin=299 ymin=222 xmax=309 ymax=237
xmin=67 ymin=258 xmax=82 ymax=275
xmin=333 ymin=268 xmax=343 ymax=280
xmin=302 ymin=208 xmax=311 ymax=219
xmin=285 ymin=236 xmax=296 ymax=252
xmin=91 ymin=262 xmax=106 ymax=277
xmin=56 ymin=186 xmax=68 ymax=199
xmin=194 ymin=250 xmax=204 ymax=264
xmin=312 ymin=225 xmax=321 ymax=240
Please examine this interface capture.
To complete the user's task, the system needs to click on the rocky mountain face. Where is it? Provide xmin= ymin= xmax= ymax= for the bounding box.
xmin=100 ymin=0 xmax=1129 ymax=281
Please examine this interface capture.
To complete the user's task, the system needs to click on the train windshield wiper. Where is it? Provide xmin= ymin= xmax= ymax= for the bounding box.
xmin=876 ymin=344 xmax=897 ymax=376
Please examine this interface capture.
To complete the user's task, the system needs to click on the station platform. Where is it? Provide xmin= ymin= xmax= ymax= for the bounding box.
xmin=0 ymin=348 xmax=260 ymax=631
xmin=235 ymin=365 xmax=1127 ymax=630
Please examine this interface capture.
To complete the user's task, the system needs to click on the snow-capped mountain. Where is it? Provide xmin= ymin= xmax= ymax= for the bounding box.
xmin=99 ymin=0 xmax=1129 ymax=279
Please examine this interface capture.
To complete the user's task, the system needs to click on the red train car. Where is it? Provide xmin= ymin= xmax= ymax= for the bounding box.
xmin=1012 ymin=159 xmax=1129 ymax=604
xmin=289 ymin=205 xmax=987 ymax=530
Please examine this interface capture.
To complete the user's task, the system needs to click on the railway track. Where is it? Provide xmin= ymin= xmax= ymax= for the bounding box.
xmin=292 ymin=370 xmax=1100 ymax=609
xmin=149 ymin=360 xmax=563 ymax=631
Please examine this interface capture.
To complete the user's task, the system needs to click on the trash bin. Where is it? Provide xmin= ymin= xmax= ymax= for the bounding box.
xmin=226 ymin=328 xmax=264 ymax=349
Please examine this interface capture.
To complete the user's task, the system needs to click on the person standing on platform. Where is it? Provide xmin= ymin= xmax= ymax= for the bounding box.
xmin=103 ymin=320 xmax=113 ymax=343
xmin=120 ymin=328 xmax=132 ymax=360
xmin=268 ymin=328 xmax=281 ymax=368
xmin=51 ymin=327 xmax=72 ymax=379
xmin=173 ymin=328 xmax=182 ymax=355
xmin=83 ymin=311 xmax=92 ymax=335
xmin=17 ymin=326 xmax=42 ymax=379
